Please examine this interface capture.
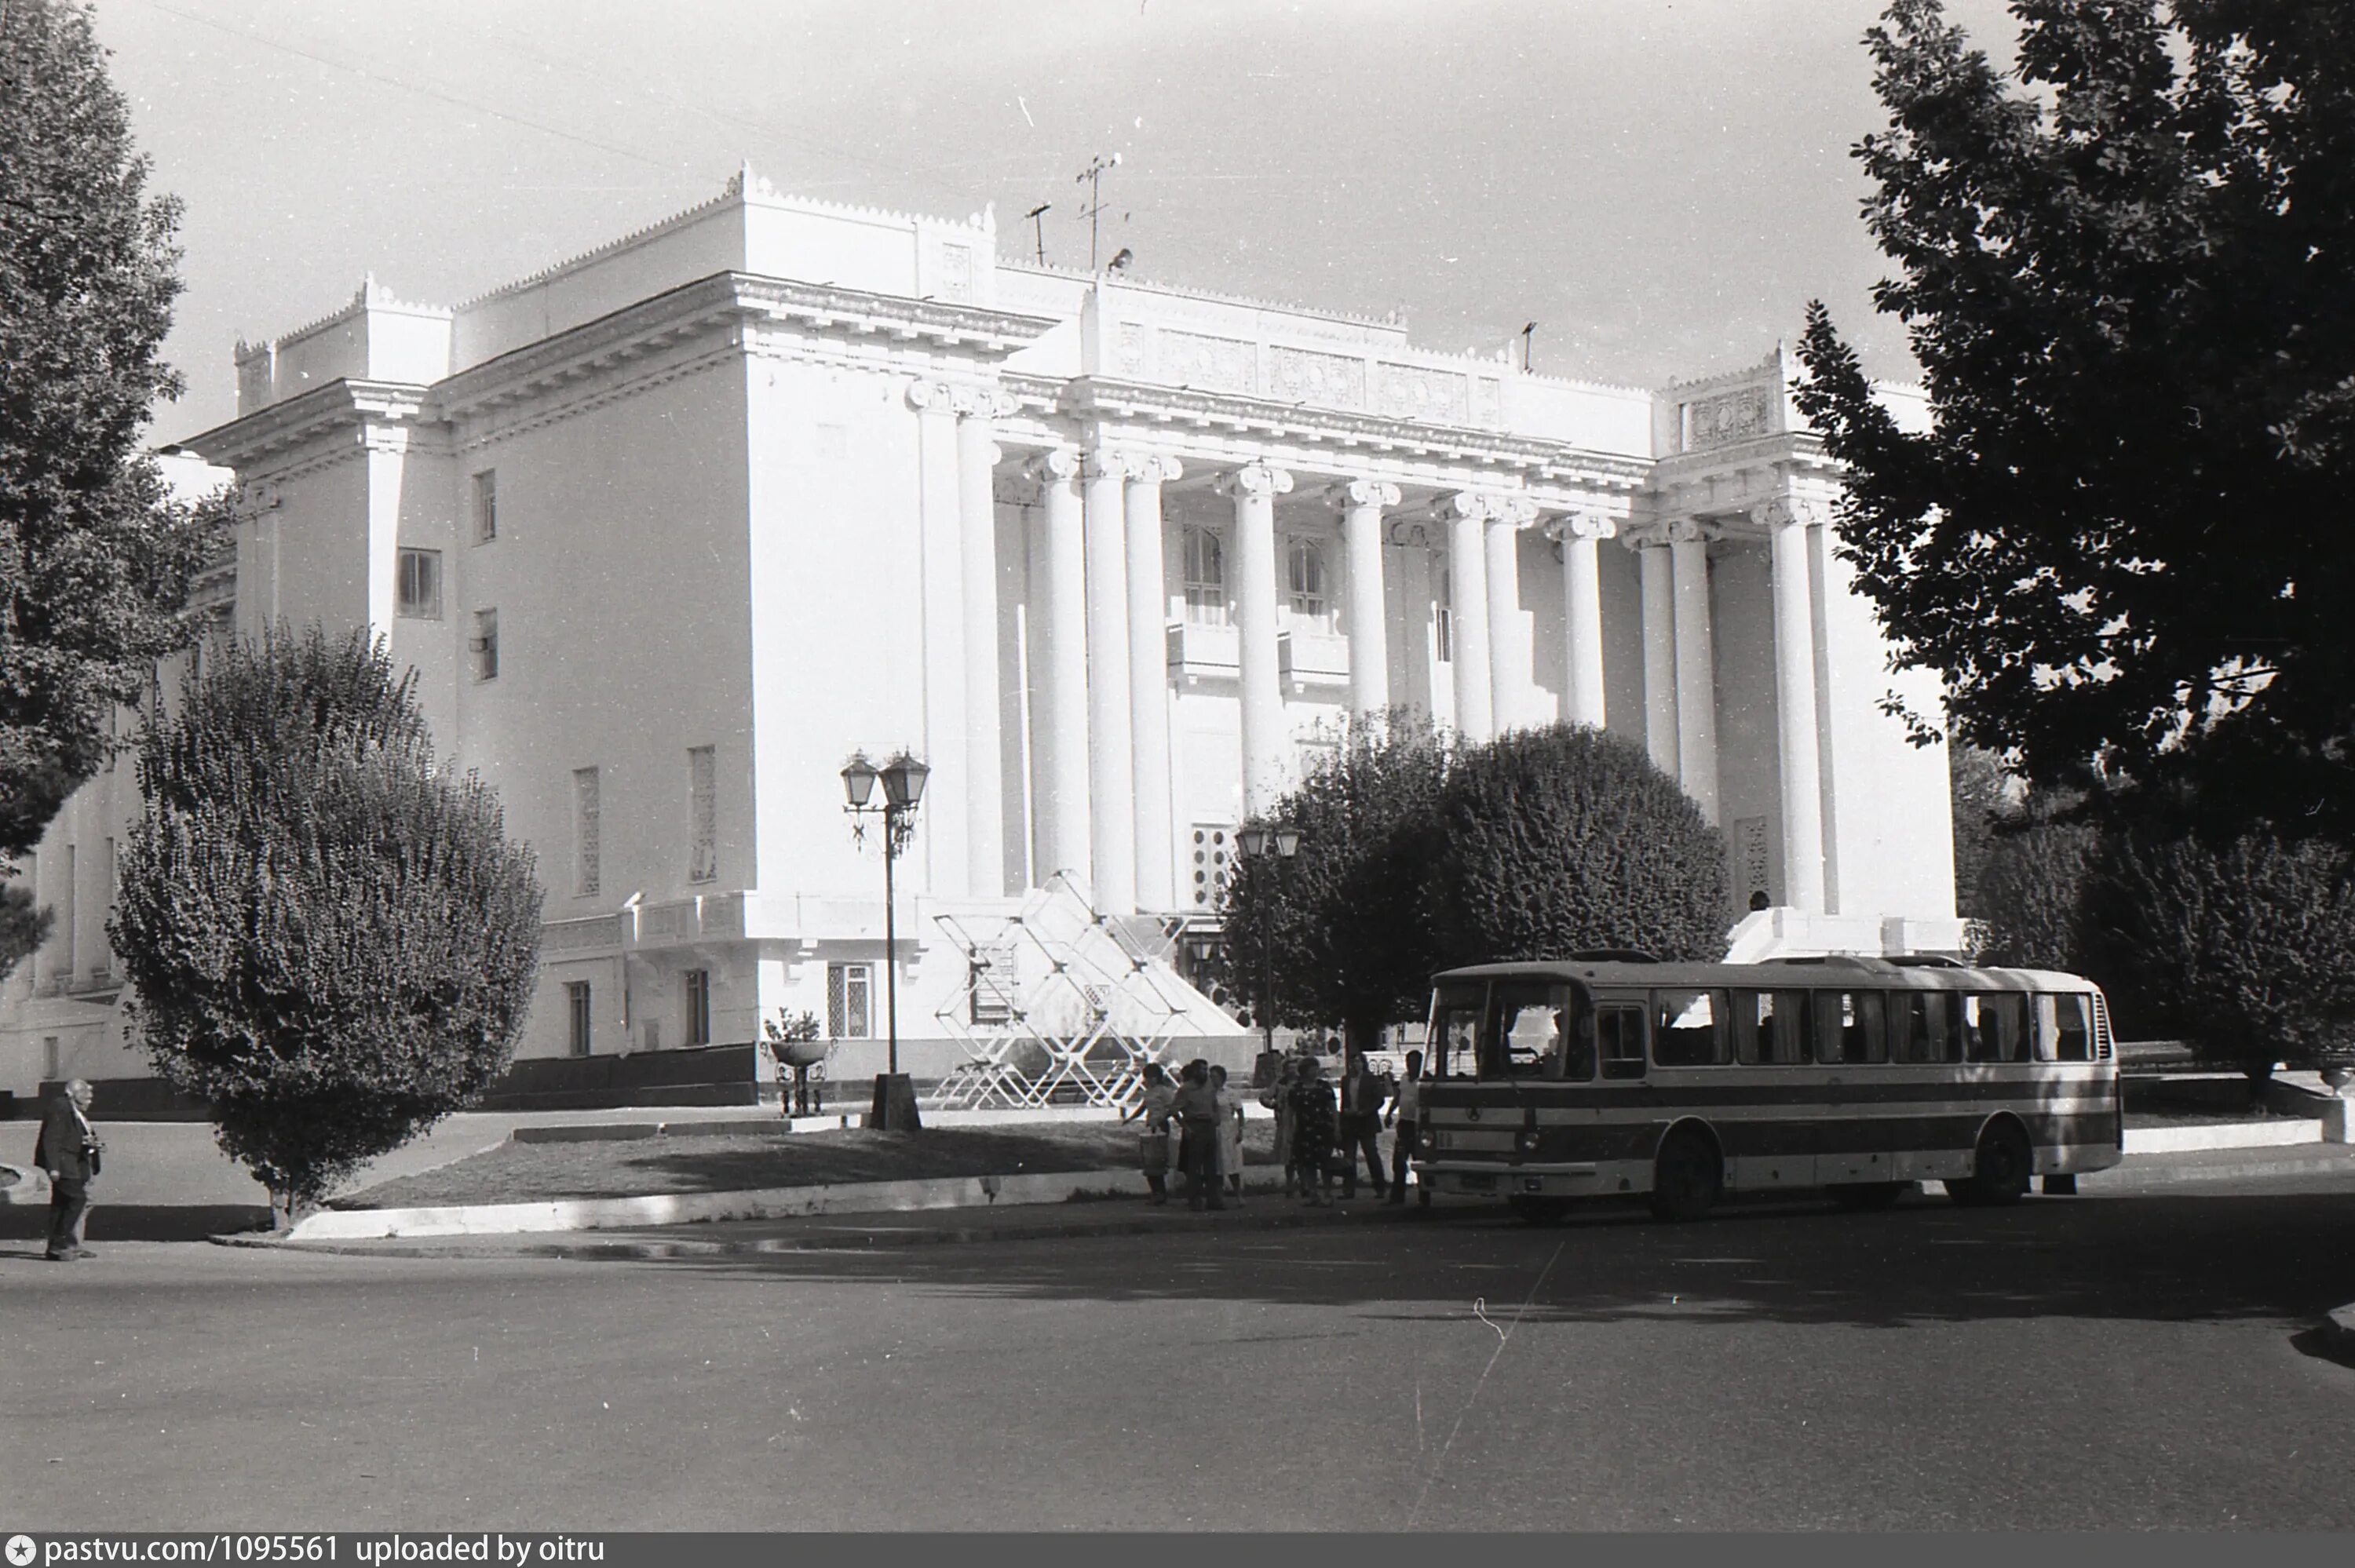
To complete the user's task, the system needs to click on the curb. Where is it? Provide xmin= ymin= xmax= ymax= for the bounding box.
xmin=2081 ymin=1151 xmax=2355 ymax=1188
xmin=2321 ymin=1304 xmax=2355 ymax=1361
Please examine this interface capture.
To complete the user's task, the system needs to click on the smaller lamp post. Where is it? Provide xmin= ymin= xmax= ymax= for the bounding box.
xmin=1236 ymin=821 xmax=1301 ymax=1074
xmin=843 ymin=749 xmax=929 ymax=1132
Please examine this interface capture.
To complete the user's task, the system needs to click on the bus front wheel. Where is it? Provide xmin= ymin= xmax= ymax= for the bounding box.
xmin=1950 ymin=1120 xmax=2033 ymax=1207
xmin=1650 ymin=1129 xmax=1722 ymax=1222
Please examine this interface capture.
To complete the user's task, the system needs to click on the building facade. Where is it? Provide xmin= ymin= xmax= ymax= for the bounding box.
xmin=0 ymin=167 xmax=1962 ymax=1096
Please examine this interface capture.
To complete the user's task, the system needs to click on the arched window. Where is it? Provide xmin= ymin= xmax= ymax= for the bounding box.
xmin=1181 ymin=526 xmax=1227 ymax=625
xmin=1435 ymin=566 xmax=1454 ymax=663
xmin=1286 ymin=537 xmax=1331 ymax=629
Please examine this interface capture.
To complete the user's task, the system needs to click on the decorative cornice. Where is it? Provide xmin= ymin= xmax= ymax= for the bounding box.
xmin=181 ymin=378 xmax=429 ymax=472
xmin=1214 ymin=462 xmax=1293 ymax=501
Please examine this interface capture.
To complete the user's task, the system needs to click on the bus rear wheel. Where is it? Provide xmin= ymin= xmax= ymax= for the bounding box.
xmin=1650 ymin=1129 xmax=1722 ymax=1222
xmin=1950 ymin=1121 xmax=2033 ymax=1207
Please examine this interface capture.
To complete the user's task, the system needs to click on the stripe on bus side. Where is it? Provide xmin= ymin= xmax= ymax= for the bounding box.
xmin=1430 ymin=1110 xmax=2121 ymax=1167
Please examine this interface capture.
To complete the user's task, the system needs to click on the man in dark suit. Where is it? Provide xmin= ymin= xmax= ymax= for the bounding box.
xmin=33 ymin=1078 xmax=101 ymax=1261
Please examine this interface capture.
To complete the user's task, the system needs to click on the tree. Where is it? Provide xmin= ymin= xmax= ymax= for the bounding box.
xmin=1948 ymin=742 xmax=2013 ymax=922
xmin=108 ymin=627 xmax=543 ymax=1222
xmin=1215 ymin=713 xmax=1452 ymax=1057
xmin=2 ymin=0 xmax=228 ymax=967
xmin=1426 ymin=724 xmax=1729 ymax=967
xmin=2093 ymin=826 xmax=2355 ymax=1084
xmin=1794 ymin=0 xmax=2355 ymax=838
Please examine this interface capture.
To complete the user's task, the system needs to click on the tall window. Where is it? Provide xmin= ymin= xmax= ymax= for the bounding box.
xmin=683 ymin=969 xmax=711 ymax=1047
xmin=1285 ymin=537 xmax=1331 ymax=629
xmin=1435 ymin=567 xmax=1454 ymax=663
xmin=572 ymin=767 xmax=601 ymax=896
xmin=686 ymin=746 xmax=717 ymax=883
xmin=1181 ymin=525 xmax=1227 ymax=625
xmin=397 ymin=549 xmax=442 ymax=619
xmin=472 ymin=469 xmax=498 ymax=544
xmin=565 ymin=981 xmax=593 ymax=1057
xmin=828 ymin=962 xmax=873 ymax=1039
xmin=470 ymin=608 xmax=498 ymax=680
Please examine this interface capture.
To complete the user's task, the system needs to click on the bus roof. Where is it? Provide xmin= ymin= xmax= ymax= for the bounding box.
xmin=1429 ymin=955 xmax=2099 ymax=994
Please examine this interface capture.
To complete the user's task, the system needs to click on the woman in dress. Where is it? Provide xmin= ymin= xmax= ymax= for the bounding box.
xmin=1287 ymin=1056 xmax=1338 ymax=1206
xmin=1121 ymin=1060 xmax=1178 ymax=1204
xmin=1210 ymin=1063 xmax=1246 ymax=1205
xmin=1259 ymin=1057 xmax=1297 ymax=1195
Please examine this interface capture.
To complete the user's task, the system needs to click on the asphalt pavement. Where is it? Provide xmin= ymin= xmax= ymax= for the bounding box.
xmin=5 ymin=1165 xmax=2353 ymax=1530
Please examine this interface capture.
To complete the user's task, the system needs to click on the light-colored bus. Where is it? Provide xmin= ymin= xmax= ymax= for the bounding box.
xmin=1411 ymin=954 xmax=2123 ymax=1222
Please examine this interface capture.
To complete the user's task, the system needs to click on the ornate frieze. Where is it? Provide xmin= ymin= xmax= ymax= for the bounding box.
xmin=1378 ymin=363 xmax=1470 ymax=425
xmin=1269 ymin=346 xmax=1367 ymax=410
xmin=1163 ymin=330 xmax=1258 ymax=395
xmin=1115 ymin=322 xmax=1147 ymax=377
xmin=1475 ymin=377 xmax=1504 ymax=428
xmin=1681 ymin=386 xmax=1774 ymax=451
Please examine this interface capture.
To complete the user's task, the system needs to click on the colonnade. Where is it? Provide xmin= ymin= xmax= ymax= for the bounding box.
xmin=911 ymin=385 xmax=1836 ymax=921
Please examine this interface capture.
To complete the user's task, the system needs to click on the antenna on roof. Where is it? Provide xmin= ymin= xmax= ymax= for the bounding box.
xmin=1075 ymin=152 xmax=1122 ymax=270
xmin=1025 ymin=202 xmax=1052 ymax=267
xmin=1521 ymin=322 xmax=1538 ymax=373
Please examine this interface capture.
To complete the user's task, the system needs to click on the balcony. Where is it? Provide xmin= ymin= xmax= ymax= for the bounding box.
xmin=1280 ymin=629 xmax=1349 ymax=689
xmin=1167 ymin=620 xmax=1238 ymax=680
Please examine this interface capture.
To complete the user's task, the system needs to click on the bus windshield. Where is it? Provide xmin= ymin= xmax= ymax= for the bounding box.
xmin=1429 ymin=984 xmax=1484 ymax=1078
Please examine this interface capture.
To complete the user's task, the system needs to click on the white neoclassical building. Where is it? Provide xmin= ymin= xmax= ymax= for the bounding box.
xmin=0 ymin=166 xmax=1962 ymax=1103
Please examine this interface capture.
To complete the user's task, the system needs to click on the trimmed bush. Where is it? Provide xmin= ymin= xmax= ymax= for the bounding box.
xmin=108 ymin=627 xmax=543 ymax=1220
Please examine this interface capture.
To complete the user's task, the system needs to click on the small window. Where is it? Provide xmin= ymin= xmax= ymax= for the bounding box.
xmin=1181 ymin=526 xmax=1228 ymax=625
xmin=470 ymin=608 xmax=498 ymax=680
xmin=1597 ymin=1004 xmax=1648 ymax=1080
xmin=1652 ymin=989 xmax=1730 ymax=1067
xmin=397 ymin=549 xmax=442 ymax=619
xmin=2040 ymin=993 xmax=2094 ymax=1063
xmin=1435 ymin=567 xmax=1454 ymax=664
xmin=1963 ymin=994 xmax=2028 ymax=1063
xmin=1893 ymin=992 xmax=1961 ymax=1063
xmin=683 ymin=968 xmax=712 ymax=1047
xmin=1734 ymin=990 xmax=1809 ymax=1065
xmin=473 ymin=469 xmax=498 ymax=544
xmin=828 ymin=962 xmax=873 ymax=1039
xmin=1815 ymin=991 xmax=1889 ymax=1065
xmin=1285 ymin=537 xmax=1331 ymax=629
xmin=565 ymin=981 xmax=592 ymax=1057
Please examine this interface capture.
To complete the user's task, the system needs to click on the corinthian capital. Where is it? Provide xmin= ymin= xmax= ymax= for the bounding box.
xmin=1665 ymin=517 xmax=1722 ymax=545
xmin=1126 ymin=453 xmax=1183 ymax=485
xmin=1436 ymin=490 xmax=1495 ymax=523
xmin=1216 ymin=461 xmax=1293 ymax=501
xmin=906 ymin=378 xmax=952 ymax=412
xmin=947 ymin=382 xmax=1017 ymax=420
xmin=1495 ymin=495 xmax=1541 ymax=529
xmin=1327 ymin=479 xmax=1402 ymax=511
xmin=1753 ymin=496 xmax=1827 ymax=532
xmin=1544 ymin=511 xmax=1617 ymax=545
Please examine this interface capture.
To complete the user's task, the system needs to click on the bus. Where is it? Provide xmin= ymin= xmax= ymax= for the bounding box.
xmin=1411 ymin=953 xmax=2123 ymax=1222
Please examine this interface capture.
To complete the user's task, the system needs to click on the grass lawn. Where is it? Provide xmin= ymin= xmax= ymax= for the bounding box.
xmin=340 ymin=1118 xmax=1285 ymax=1209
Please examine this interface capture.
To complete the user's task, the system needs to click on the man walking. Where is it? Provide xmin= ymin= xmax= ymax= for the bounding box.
xmin=34 ymin=1078 xmax=103 ymax=1261
xmin=1386 ymin=1048 xmax=1426 ymax=1206
xmin=1336 ymin=1049 xmax=1389 ymax=1202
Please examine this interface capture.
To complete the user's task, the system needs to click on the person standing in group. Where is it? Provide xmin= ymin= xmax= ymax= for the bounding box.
xmin=1170 ymin=1059 xmax=1225 ymax=1212
xmin=1210 ymin=1063 xmax=1247 ymax=1205
xmin=1259 ymin=1056 xmax=1298 ymax=1196
xmin=34 ymin=1078 xmax=103 ymax=1261
xmin=1386 ymin=1048 xmax=1426 ymax=1207
xmin=1122 ymin=1060 xmax=1178 ymax=1205
xmin=1287 ymin=1056 xmax=1338 ymax=1205
xmin=1336 ymin=1049 xmax=1390 ymax=1202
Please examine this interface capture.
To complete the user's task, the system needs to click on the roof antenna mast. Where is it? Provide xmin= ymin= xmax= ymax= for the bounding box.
xmin=1025 ymin=202 xmax=1052 ymax=267
xmin=1075 ymin=152 xmax=1123 ymax=271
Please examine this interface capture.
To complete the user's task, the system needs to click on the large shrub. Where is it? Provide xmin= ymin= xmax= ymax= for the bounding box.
xmin=1216 ymin=713 xmax=1452 ymax=1056
xmin=2094 ymin=828 xmax=2355 ymax=1083
xmin=1972 ymin=819 xmax=2105 ymax=973
xmin=108 ymin=627 xmax=543 ymax=1220
xmin=1426 ymin=724 xmax=1727 ymax=966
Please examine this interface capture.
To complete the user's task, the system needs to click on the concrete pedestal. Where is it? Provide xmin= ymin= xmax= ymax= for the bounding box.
xmin=867 ymin=1074 xmax=923 ymax=1132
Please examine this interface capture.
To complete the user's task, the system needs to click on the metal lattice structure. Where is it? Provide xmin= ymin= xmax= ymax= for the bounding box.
xmin=930 ymin=873 xmax=1210 ymax=1110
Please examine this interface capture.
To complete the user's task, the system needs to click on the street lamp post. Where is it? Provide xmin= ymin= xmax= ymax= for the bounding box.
xmin=1236 ymin=821 xmax=1301 ymax=1077
xmin=842 ymin=749 xmax=929 ymax=1132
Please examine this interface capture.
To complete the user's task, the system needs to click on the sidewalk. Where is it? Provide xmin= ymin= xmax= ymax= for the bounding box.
xmin=225 ymin=1142 xmax=2355 ymax=1263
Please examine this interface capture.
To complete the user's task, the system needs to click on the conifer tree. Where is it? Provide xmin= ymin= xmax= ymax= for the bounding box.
xmin=109 ymin=627 xmax=543 ymax=1222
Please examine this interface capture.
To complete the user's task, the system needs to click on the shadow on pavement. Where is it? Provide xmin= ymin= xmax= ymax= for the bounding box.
xmin=0 ymin=1203 xmax=273 ymax=1245
xmin=629 ymin=1187 xmax=2355 ymax=1333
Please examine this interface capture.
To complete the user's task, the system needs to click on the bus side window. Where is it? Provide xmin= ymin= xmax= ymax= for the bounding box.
xmin=1813 ymin=992 xmax=1847 ymax=1064
xmin=1597 ymin=1005 xmax=1647 ymax=1080
xmin=1561 ymin=1008 xmax=1597 ymax=1081
xmin=1653 ymin=989 xmax=1729 ymax=1067
xmin=1736 ymin=990 xmax=1808 ymax=1065
xmin=1964 ymin=994 xmax=2026 ymax=1063
xmin=1846 ymin=991 xmax=1888 ymax=1063
xmin=1896 ymin=992 xmax=1956 ymax=1063
xmin=2052 ymin=994 xmax=2094 ymax=1062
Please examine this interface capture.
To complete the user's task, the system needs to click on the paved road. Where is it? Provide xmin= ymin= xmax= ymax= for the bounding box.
xmin=4 ymin=1174 xmax=2353 ymax=1531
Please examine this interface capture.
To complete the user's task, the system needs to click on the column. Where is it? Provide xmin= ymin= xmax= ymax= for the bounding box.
xmin=1332 ymin=480 xmax=1399 ymax=720
xmin=1636 ymin=534 xmax=1677 ymax=775
xmin=1218 ymin=462 xmax=1292 ymax=816
xmin=907 ymin=381 xmax=969 ymax=895
xmin=1441 ymin=492 xmax=1494 ymax=740
xmin=1083 ymin=449 xmax=1135 ymax=914
xmin=1484 ymin=496 xmax=1535 ymax=734
xmin=1553 ymin=512 xmax=1613 ymax=727
xmin=1029 ymin=449 xmax=1090 ymax=887
xmin=952 ymin=388 xmax=1008 ymax=897
xmin=1762 ymin=498 xmax=1826 ymax=912
xmin=1669 ymin=519 xmax=1721 ymax=824
xmin=1125 ymin=454 xmax=1182 ymax=911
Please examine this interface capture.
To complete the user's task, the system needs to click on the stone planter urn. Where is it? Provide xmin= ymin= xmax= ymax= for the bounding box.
xmin=2321 ymin=1064 xmax=2353 ymax=1095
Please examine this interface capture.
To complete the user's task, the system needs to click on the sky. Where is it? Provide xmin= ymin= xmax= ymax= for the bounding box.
xmin=89 ymin=0 xmax=2028 ymax=446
